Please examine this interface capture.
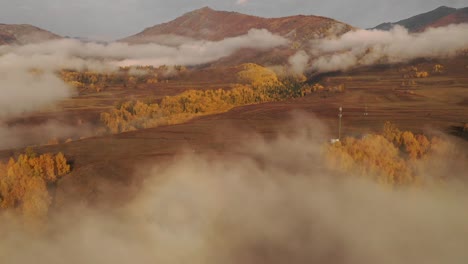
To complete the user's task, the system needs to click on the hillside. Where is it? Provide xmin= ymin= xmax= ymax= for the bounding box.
xmin=373 ymin=6 xmax=468 ymax=32
xmin=122 ymin=7 xmax=353 ymax=44
xmin=0 ymin=23 xmax=61 ymax=45
xmin=423 ymin=7 xmax=468 ymax=30
xmin=121 ymin=7 xmax=353 ymax=66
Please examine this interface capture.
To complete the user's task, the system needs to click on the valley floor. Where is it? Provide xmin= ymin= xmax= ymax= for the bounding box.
xmin=0 ymin=56 xmax=467 ymax=206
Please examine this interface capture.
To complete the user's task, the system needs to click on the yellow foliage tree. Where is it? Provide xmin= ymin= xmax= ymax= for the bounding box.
xmin=21 ymin=176 xmax=51 ymax=220
xmin=382 ymin=121 xmax=402 ymax=145
xmin=101 ymin=64 xmax=316 ymax=133
xmin=237 ymin=63 xmax=281 ymax=88
xmin=328 ymin=122 xmax=444 ymax=186
xmin=327 ymin=135 xmax=414 ymax=185
xmin=432 ymin=64 xmax=444 ymax=74
xmin=415 ymin=71 xmax=429 ymax=78
xmin=0 ymin=151 xmax=71 ymax=220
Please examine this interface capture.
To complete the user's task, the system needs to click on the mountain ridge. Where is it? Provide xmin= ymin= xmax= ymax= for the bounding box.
xmin=423 ymin=7 xmax=468 ymax=30
xmin=121 ymin=6 xmax=353 ymax=44
xmin=120 ymin=6 xmax=355 ymax=66
xmin=373 ymin=6 xmax=468 ymax=32
xmin=0 ymin=23 xmax=61 ymax=45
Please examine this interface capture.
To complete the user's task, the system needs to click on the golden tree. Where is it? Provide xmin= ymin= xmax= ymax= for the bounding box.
xmin=0 ymin=151 xmax=71 ymax=220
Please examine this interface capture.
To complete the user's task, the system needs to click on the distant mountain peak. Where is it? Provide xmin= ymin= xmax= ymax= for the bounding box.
xmin=121 ymin=7 xmax=354 ymax=65
xmin=373 ymin=5 xmax=467 ymax=32
xmin=435 ymin=6 xmax=456 ymax=11
xmin=123 ymin=7 xmax=352 ymax=43
xmin=196 ymin=6 xmax=214 ymax=12
xmin=182 ymin=6 xmax=220 ymax=17
xmin=180 ymin=6 xmax=243 ymax=19
xmin=0 ymin=24 xmax=61 ymax=45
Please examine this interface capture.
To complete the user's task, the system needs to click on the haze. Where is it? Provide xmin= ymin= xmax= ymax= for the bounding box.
xmin=0 ymin=0 xmax=467 ymax=40
xmin=0 ymin=1 xmax=467 ymax=263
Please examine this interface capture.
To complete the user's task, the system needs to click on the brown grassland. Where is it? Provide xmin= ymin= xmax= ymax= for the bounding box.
xmin=0 ymin=54 xmax=466 ymax=211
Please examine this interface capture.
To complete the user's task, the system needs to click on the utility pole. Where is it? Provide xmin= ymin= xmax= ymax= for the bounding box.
xmin=338 ymin=106 xmax=343 ymax=140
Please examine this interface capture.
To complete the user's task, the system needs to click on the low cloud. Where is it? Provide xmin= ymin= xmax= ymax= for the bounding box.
xmin=1 ymin=115 xmax=468 ymax=263
xmin=0 ymin=121 xmax=95 ymax=150
xmin=0 ymin=29 xmax=288 ymax=116
xmin=288 ymin=50 xmax=310 ymax=75
xmin=116 ymin=29 xmax=289 ymax=66
xmin=310 ymin=24 xmax=468 ymax=72
xmin=0 ymin=29 xmax=288 ymax=70
xmin=0 ymin=28 xmax=288 ymax=148
xmin=0 ymin=71 xmax=73 ymax=118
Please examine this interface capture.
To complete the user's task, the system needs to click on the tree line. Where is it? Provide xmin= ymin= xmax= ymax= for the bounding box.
xmin=327 ymin=122 xmax=447 ymax=186
xmin=101 ymin=63 xmax=345 ymax=133
xmin=59 ymin=65 xmax=187 ymax=92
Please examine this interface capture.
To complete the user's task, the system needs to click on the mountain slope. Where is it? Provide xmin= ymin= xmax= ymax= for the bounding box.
xmin=373 ymin=6 xmax=467 ymax=32
xmin=122 ymin=7 xmax=353 ymax=45
xmin=0 ymin=24 xmax=61 ymax=45
xmin=121 ymin=7 xmax=353 ymax=66
xmin=422 ymin=7 xmax=468 ymax=30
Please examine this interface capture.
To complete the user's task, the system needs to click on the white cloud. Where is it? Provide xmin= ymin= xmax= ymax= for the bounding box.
xmin=310 ymin=24 xmax=468 ymax=72
xmin=0 ymin=28 xmax=288 ymax=149
xmin=0 ymin=28 xmax=288 ymax=113
xmin=0 ymin=71 xmax=73 ymax=118
xmin=0 ymin=29 xmax=288 ymax=70
xmin=288 ymin=50 xmax=310 ymax=74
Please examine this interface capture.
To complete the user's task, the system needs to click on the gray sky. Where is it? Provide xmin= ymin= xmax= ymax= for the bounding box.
xmin=1 ymin=0 xmax=467 ymax=40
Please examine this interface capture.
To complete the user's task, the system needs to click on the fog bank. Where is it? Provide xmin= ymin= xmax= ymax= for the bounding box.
xmin=1 ymin=115 xmax=467 ymax=264
xmin=311 ymin=24 xmax=468 ymax=72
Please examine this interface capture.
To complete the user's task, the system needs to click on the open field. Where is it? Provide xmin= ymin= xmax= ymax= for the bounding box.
xmin=1 ymin=55 xmax=466 ymax=206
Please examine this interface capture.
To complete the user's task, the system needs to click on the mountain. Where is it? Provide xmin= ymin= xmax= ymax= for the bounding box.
xmin=0 ymin=24 xmax=61 ymax=45
xmin=422 ymin=7 xmax=468 ymax=30
xmin=122 ymin=7 xmax=353 ymax=45
xmin=121 ymin=7 xmax=353 ymax=66
xmin=373 ymin=6 xmax=468 ymax=32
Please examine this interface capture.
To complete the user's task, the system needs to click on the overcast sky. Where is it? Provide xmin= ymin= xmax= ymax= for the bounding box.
xmin=1 ymin=0 xmax=467 ymax=40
